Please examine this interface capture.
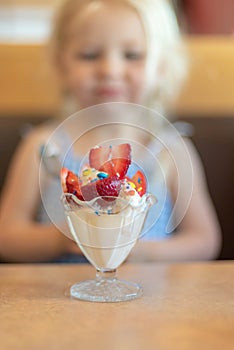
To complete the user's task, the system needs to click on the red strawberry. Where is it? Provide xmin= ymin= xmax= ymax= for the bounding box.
xmin=80 ymin=181 xmax=99 ymax=201
xmin=99 ymin=158 xmax=130 ymax=179
xmin=111 ymin=144 xmax=131 ymax=161
xmin=130 ymin=170 xmax=147 ymax=197
xmin=80 ymin=176 xmax=121 ymax=201
xmin=89 ymin=143 xmax=131 ymax=178
xmin=89 ymin=146 xmax=111 ymax=170
xmin=96 ymin=176 xmax=121 ymax=198
xmin=62 ymin=168 xmax=84 ymax=200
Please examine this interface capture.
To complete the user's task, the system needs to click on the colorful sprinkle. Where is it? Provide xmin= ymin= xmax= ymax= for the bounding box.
xmin=97 ymin=172 xmax=108 ymax=179
xmin=128 ymin=181 xmax=136 ymax=189
xmin=82 ymin=168 xmax=92 ymax=176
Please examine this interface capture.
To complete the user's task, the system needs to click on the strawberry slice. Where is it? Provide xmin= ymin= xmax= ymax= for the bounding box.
xmin=61 ymin=168 xmax=84 ymax=200
xmin=111 ymin=144 xmax=131 ymax=161
xmin=99 ymin=158 xmax=130 ymax=179
xmin=130 ymin=170 xmax=147 ymax=197
xmin=89 ymin=143 xmax=131 ymax=178
xmin=96 ymin=175 xmax=121 ymax=198
xmin=80 ymin=176 xmax=121 ymax=201
xmin=89 ymin=146 xmax=111 ymax=170
xmin=80 ymin=181 xmax=99 ymax=201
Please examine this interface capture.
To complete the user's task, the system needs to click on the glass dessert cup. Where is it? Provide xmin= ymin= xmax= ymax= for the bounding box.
xmin=61 ymin=193 xmax=156 ymax=302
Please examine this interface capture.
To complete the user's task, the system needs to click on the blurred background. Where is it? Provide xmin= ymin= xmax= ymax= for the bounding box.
xmin=0 ymin=0 xmax=233 ymax=259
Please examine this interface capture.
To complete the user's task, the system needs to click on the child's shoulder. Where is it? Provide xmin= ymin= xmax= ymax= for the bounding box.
xmin=12 ymin=121 xmax=60 ymax=163
xmin=171 ymin=136 xmax=204 ymax=171
xmin=155 ymin=128 xmax=201 ymax=178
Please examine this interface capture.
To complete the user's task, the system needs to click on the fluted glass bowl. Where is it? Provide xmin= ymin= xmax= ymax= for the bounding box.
xmin=61 ymin=193 xmax=156 ymax=302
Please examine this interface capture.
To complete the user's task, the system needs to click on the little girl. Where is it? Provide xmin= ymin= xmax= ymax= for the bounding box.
xmin=0 ymin=0 xmax=221 ymax=262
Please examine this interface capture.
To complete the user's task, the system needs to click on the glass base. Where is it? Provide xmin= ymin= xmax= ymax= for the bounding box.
xmin=70 ymin=275 xmax=143 ymax=302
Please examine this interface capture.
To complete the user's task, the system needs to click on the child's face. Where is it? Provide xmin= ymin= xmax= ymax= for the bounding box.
xmin=58 ymin=1 xmax=155 ymax=108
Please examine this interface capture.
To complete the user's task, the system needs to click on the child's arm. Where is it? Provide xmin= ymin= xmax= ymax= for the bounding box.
xmin=128 ymin=139 xmax=221 ymax=262
xmin=0 ymin=127 xmax=81 ymax=262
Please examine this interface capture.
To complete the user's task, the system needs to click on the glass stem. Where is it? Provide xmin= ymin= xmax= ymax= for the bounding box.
xmin=96 ymin=268 xmax=117 ymax=282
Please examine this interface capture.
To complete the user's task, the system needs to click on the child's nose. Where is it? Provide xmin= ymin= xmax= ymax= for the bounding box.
xmin=98 ymin=54 xmax=124 ymax=79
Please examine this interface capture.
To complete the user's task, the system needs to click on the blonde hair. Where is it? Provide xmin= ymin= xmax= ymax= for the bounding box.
xmin=50 ymin=0 xmax=188 ymax=114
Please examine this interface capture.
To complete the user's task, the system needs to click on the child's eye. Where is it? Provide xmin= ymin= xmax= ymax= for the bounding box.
xmin=124 ymin=52 xmax=144 ymax=60
xmin=75 ymin=52 xmax=99 ymax=60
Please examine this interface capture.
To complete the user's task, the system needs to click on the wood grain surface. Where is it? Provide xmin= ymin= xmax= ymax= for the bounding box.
xmin=0 ymin=262 xmax=233 ymax=350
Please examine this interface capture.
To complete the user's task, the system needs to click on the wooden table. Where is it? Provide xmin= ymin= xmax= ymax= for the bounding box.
xmin=0 ymin=262 xmax=233 ymax=350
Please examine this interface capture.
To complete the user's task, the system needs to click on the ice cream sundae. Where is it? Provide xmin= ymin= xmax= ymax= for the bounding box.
xmin=61 ymin=143 xmax=156 ymax=302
